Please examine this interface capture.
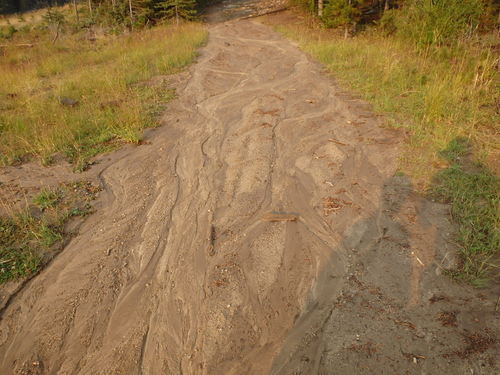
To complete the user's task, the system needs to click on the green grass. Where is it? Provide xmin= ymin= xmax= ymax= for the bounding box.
xmin=0 ymin=216 xmax=42 ymax=283
xmin=0 ymin=22 xmax=207 ymax=170
xmin=0 ymin=181 xmax=100 ymax=283
xmin=269 ymin=13 xmax=499 ymax=284
xmin=33 ymin=188 xmax=61 ymax=210
xmin=272 ymin=21 xmax=499 ymax=183
xmin=0 ymin=8 xmax=207 ymax=283
xmin=432 ymin=138 xmax=499 ymax=285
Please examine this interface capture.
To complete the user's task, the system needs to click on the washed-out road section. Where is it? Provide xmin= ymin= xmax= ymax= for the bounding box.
xmin=0 ymin=17 xmax=497 ymax=375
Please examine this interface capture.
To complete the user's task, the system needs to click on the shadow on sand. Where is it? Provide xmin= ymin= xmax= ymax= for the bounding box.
xmin=271 ymin=145 xmax=498 ymax=374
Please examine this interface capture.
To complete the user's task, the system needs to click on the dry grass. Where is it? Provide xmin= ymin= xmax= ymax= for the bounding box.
xmin=268 ymin=11 xmax=499 ymax=285
xmin=271 ymin=17 xmax=499 ymax=185
xmin=0 ymin=21 xmax=207 ymax=170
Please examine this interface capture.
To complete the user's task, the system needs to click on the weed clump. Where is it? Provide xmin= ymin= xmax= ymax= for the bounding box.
xmin=432 ymin=138 xmax=499 ymax=285
xmin=391 ymin=0 xmax=484 ymax=47
xmin=33 ymin=189 xmax=61 ymax=210
xmin=0 ymin=181 xmax=100 ymax=284
xmin=0 ymin=24 xmax=17 ymax=39
xmin=0 ymin=216 xmax=41 ymax=283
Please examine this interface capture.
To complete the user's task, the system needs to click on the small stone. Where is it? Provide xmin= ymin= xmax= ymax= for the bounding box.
xmin=59 ymin=96 xmax=79 ymax=106
xmin=28 ymin=205 xmax=43 ymax=219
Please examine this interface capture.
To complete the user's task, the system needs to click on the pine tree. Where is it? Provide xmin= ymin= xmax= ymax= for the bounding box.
xmin=322 ymin=0 xmax=362 ymax=36
xmin=155 ymin=0 xmax=196 ymax=25
xmin=0 ymin=0 xmax=15 ymax=14
xmin=130 ymin=0 xmax=155 ymax=26
xmin=140 ymin=0 xmax=156 ymax=18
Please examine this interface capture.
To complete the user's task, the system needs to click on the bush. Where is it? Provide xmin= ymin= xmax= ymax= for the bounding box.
xmin=378 ymin=8 xmax=397 ymax=35
xmin=395 ymin=0 xmax=484 ymax=46
xmin=322 ymin=0 xmax=361 ymax=29
xmin=290 ymin=0 xmax=316 ymax=14
xmin=0 ymin=24 xmax=17 ymax=39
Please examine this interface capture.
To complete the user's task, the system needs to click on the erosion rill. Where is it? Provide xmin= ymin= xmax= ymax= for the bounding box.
xmin=0 ymin=18 xmax=497 ymax=375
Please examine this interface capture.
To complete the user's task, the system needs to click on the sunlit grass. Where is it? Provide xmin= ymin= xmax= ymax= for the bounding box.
xmin=0 ymin=22 xmax=207 ymax=170
xmin=273 ymin=22 xmax=499 ymax=185
xmin=0 ymin=181 xmax=99 ymax=283
xmin=271 ymin=16 xmax=499 ymax=284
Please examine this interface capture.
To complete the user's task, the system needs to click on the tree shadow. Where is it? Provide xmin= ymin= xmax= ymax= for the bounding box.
xmin=270 ymin=144 xmax=498 ymax=373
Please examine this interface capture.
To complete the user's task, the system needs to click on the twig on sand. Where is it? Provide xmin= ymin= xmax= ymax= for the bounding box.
xmin=261 ymin=212 xmax=298 ymax=222
xmin=328 ymin=138 xmax=348 ymax=146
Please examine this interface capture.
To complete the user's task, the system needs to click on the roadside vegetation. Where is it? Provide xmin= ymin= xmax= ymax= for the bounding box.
xmin=0 ymin=15 xmax=207 ymax=170
xmin=432 ymin=138 xmax=498 ymax=286
xmin=270 ymin=0 xmax=498 ymax=284
xmin=0 ymin=181 xmax=100 ymax=283
xmin=0 ymin=1 xmax=208 ymax=284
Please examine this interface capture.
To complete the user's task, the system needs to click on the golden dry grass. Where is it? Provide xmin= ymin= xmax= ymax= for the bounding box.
xmin=270 ymin=13 xmax=499 ymax=285
xmin=0 ymin=22 xmax=207 ymax=169
xmin=272 ymin=20 xmax=499 ymax=185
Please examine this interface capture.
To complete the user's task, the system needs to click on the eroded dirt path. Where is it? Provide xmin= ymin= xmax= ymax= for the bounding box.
xmin=0 ymin=19 xmax=498 ymax=375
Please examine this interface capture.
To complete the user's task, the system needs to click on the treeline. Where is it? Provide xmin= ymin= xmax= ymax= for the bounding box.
xmin=1 ymin=0 xmax=215 ymax=27
xmin=295 ymin=0 xmax=499 ymax=42
xmin=1 ymin=0 xmax=68 ymax=14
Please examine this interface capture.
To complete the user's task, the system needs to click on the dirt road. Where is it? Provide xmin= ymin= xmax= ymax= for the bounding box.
xmin=0 ymin=18 xmax=498 ymax=375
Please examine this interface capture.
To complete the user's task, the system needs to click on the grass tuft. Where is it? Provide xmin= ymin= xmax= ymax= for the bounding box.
xmin=0 ymin=216 xmax=42 ymax=283
xmin=33 ymin=189 xmax=61 ymax=210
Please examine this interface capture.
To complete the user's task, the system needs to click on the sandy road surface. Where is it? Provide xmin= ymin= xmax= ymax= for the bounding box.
xmin=0 ymin=18 xmax=498 ymax=375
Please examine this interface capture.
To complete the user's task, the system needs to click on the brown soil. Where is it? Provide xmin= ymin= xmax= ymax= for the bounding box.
xmin=0 ymin=15 xmax=498 ymax=375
